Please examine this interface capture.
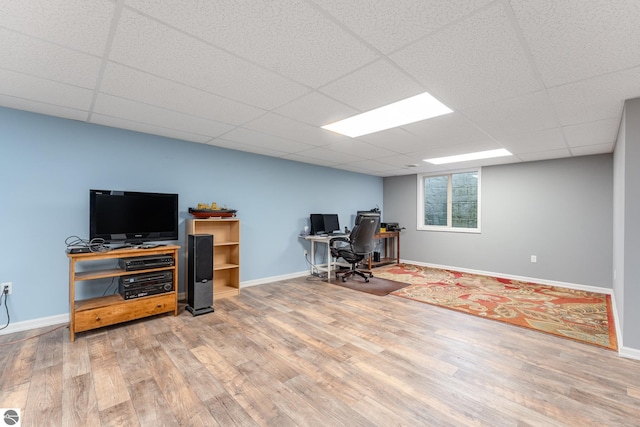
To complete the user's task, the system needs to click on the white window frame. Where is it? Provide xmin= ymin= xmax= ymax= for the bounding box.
xmin=416 ymin=167 xmax=481 ymax=233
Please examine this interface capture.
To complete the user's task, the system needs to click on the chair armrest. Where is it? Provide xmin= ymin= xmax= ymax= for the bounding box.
xmin=329 ymin=236 xmax=349 ymax=247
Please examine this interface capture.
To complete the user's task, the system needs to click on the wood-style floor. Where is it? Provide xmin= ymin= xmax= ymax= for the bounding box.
xmin=1 ymin=277 xmax=640 ymax=426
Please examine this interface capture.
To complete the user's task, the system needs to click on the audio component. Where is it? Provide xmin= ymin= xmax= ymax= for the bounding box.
xmin=66 ymin=247 xmax=91 ymax=254
xmin=118 ymin=255 xmax=174 ymax=271
xmin=119 ymin=271 xmax=173 ymax=288
xmin=118 ymin=271 xmax=174 ymax=300
xmin=186 ymin=234 xmax=214 ymax=316
xmin=120 ymin=282 xmax=174 ymax=300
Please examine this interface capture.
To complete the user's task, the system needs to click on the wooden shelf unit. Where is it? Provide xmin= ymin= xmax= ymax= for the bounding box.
xmin=366 ymin=231 xmax=401 ymax=269
xmin=67 ymin=245 xmax=179 ymax=342
xmin=186 ymin=218 xmax=240 ymax=300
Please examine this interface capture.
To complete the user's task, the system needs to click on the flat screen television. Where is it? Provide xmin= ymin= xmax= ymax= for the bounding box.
xmin=90 ymin=189 xmax=179 ymax=245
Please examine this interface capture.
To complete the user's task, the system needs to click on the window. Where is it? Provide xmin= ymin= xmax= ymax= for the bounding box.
xmin=417 ymin=169 xmax=481 ymax=232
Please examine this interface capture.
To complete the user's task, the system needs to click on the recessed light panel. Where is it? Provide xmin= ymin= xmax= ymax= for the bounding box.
xmin=424 ymin=148 xmax=512 ymax=165
xmin=321 ymin=92 xmax=452 ymax=138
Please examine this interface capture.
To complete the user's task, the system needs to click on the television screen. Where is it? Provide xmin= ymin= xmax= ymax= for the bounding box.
xmin=90 ymin=189 xmax=179 ymax=244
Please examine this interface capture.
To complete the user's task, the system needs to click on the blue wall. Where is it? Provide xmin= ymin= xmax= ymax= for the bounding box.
xmin=0 ymin=107 xmax=382 ymax=324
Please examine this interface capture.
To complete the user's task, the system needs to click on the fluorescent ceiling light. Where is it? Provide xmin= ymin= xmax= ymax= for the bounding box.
xmin=321 ymin=92 xmax=453 ymax=138
xmin=424 ymin=148 xmax=512 ymax=165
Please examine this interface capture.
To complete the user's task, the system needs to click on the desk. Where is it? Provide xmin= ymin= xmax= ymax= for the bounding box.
xmin=301 ymin=234 xmax=347 ymax=278
xmin=367 ymin=231 xmax=400 ymax=270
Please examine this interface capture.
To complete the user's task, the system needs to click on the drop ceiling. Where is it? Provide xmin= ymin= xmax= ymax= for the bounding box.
xmin=1 ymin=0 xmax=639 ymax=177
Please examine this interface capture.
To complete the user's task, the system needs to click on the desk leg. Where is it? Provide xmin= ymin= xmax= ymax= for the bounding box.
xmin=326 ymin=241 xmax=332 ymax=279
xmin=310 ymin=240 xmax=316 ymax=274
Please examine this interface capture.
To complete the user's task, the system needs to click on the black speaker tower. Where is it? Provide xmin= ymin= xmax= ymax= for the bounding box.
xmin=186 ymin=234 xmax=215 ymax=316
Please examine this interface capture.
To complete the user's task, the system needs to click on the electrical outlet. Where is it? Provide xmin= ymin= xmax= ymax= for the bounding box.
xmin=530 ymin=255 xmax=537 ymax=263
xmin=1 ymin=282 xmax=12 ymax=295
xmin=303 ymin=249 xmax=308 ymax=257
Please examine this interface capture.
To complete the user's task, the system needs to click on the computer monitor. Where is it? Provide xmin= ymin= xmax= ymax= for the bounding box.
xmin=309 ymin=213 xmax=341 ymax=235
xmin=323 ymin=214 xmax=340 ymax=233
xmin=310 ymin=214 xmax=325 ymax=235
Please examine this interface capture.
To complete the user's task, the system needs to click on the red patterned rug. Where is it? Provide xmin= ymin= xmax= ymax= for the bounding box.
xmin=374 ymin=264 xmax=617 ymax=350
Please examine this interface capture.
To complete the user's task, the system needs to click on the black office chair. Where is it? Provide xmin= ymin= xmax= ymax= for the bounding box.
xmin=330 ymin=214 xmax=379 ymax=282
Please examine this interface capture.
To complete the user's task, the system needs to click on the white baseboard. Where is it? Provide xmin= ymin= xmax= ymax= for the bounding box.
xmin=0 ymin=313 xmax=68 ymax=336
xmin=619 ymin=346 xmax=640 ymax=361
xmin=241 ymin=270 xmax=309 ymax=288
xmin=401 ymin=259 xmax=612 ymax=294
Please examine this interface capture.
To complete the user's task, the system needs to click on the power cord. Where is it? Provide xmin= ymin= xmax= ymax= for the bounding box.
xmin=304 ymin=249 xmax=331 ymax=281
xmin=65 ymin=235 xmax=108 ymax=253
xmin=0 ymin=285 xmax=10 ymax=331
xmin=0 ymin=324 xmax=67 ymax=347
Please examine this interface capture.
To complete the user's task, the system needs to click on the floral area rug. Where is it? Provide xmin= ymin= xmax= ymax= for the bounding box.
xmin=373 ymin=263 xmax=617 ymax=350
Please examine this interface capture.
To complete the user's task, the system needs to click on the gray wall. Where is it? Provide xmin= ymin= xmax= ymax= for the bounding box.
xmin=614 ymin=98 xmax=640 ymax=351
xmin=383 ymin=154 xmax=613 ymax=288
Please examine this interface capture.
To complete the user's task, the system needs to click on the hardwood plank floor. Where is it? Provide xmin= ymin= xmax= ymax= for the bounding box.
xmin=2 ymin=277 xmax=640 ymax=426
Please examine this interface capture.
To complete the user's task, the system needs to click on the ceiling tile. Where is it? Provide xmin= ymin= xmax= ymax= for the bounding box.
xmin=510 ymin=0 xmax=640 ymax=86
xmin=91 ymin=114 xmax=212 ymax=144
xmin=110 ymin=9 xmax=309 ymax=110
xmin=244 ymin=113 xmax=349 ymax=146
xmin=357 ymin=128 xmax=431 ymax=154
xmin=100 ymin=63 xmax=265 ymax=125
xmin=334 ymin=158 xmax=399 ymax=173
xmin=312 ymin=0 xmax=493 ymax=53
xmin=0 ymin=0 xmax=114 ymax=55
xmin=517 ymin=149 xmax=572 ymax=162
xmin=323 ymin=139 xmax=398 ymax=160
xmin=211 ymin=138 xmax=290 ymax=158
xmin=93 ymin=94 xmax=234 ymax=137
xmin=570 ymin=143 xmax=615 ymax=157
xmin=282 ymin=152 xmax=340 ymax=167
xmin=274 ymin=92 xmax=358 ymax=127
xmin=402 ymin=112 xmax=494 ymax=147
xmin=0 ymin=69 xmax=93 ymax=111
xmin=290 ymin=146 xmax=361 ymax=164
xmin=391 ymin=2 xmax=542 ymax=110
xmin=0 ymin=29 xmax=102 ymax=88
xmin=407 ymin=139 xmax=500 ymax=160
xmin=462 ymin=91 xmax=559 ymax=138
xmin=496 ymin=128 xmax=568 ymax=154
xmin=0 ymin=95 xmax=89 ymax=122
xmin=319 ymin=59 xmax=424 ymax=111
xmin=562 ymin=118 xmax=620 ymax=148
xmin=125 ymin=0 xmax=378 ymax=87
xmin=219 ymin=128 xmax=315 ymax=154
xmin=548 ymin=66 xmax=640 ymax=126
xmin=375 ymin=154 xmax=422 ymax=168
